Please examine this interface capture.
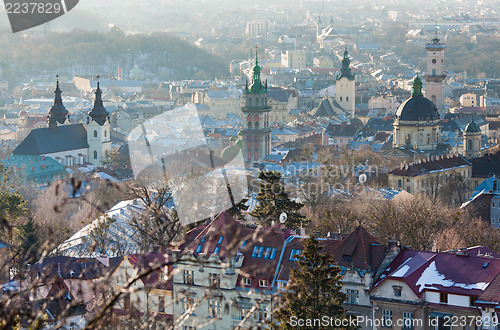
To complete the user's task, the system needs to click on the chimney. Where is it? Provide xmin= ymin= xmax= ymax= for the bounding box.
xmin=375 ymin=239 xmax=401 ymax=280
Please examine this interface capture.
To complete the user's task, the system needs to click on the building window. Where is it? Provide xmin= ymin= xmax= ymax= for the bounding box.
xmin=104 ymin=130 xmax=107 ymax=137
xmin=183 ymin=327 xmax=196 ymax=330
xmin=257 ymin=305 xmax=268 ymax=322
xmin=208 ymin=299 xmax=222 ymax=318
xmin=440 ymin=293 xmax=448 ymax=304
xmin=470 ymin=296 xmax=476 ymax=306
xmin=69 ymin=322 xmax=76 ymax=330
xmin=123 ymin=293 xmax=131 ymax=310
xmin=393 ymin=286 xmax=402 ymax=297
xmin=94 ymin=151 xmax=98 ymax=159
xmin=240 ymin=306 xmax=252 ymax=320
xmin=398 ymin=180 xmax=402 ymax=188
xmin=382 ymin=309 xmax=393 ymax=327
xmin=158 ymin=296 xmax=165 ymax=313
xmin=182 ymin=296 xmax=195 ymax=314
xmin=243 ymin=278 xmax=251 ymax=286
xmin=492 ymin=218 xmax=495 ymax=224
xmin=346 ymin=96 xmax=349 ymax=101
xmin=183 ymin=270 xmax=195 ymax=285
xmin=289 ymin=249 xmax=302 ymax=261
xmin=94 ymin=130 xmax=98 ymax=138
xmin=340 ymin=96 xmax=343 ymax=101
xmin=403 ymin=312 xmax=413 ymax=329
xmin=346 ymin=289 xmax=359 ymax=304
xmin=209 ymin=273 xmax=221 ymax=289
xmin=259 ymin=279 xmax=269 ymax=287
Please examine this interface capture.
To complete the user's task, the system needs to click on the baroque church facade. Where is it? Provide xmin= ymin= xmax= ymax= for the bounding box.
xmin=13 ymin=77 xmax=111 ymax=167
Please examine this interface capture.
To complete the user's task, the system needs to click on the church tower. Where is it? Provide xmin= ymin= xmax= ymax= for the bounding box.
xmin=335 ymin=48 xmax=355 ymax=118
xmin=48 ymin=75 xmax=69 ymax=131
xmin=463 ymin=119 xmax=481 ymax=159
xmin=87 ymin=77 xmax=111 ymax=166
xmin=425 ymin=33 xmax=446 ymax=118
xmin=241 ymin=50 xmax=271 ymax=164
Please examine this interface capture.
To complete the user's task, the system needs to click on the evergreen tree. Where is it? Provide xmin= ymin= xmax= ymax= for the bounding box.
xmin=250 ymin=171 xmax=308 ymax=229
xmin=19 ymin=218 xmax=40 ymax=265
xmin=272 ymin=236 xmax=346 ymax=329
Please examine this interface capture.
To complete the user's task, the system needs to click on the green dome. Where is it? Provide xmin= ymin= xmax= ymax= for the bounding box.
xmin=465 ymin=120 xmax=481 ymax=133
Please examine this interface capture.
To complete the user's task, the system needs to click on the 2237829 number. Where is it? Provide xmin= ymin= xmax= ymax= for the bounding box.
xmin=440 ymin=315 xmax=499 ymax=327
xmin=5 ymin=2 xmax=63 ymax=14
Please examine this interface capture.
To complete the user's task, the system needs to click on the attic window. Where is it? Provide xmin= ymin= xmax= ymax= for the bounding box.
xmin=290 ymin=249 xmax=303 ymax=261
xmin=483 ymin=262 xmax=489 ymax=268
xmin=217 ymin=236 xmax=224 ymax=245
xmin=393 ymin=286 xmax=402 ymax=297
xmin=214 ymin=246 xmax=220 ymax=254
xmin=195 ymin=245 xmax=203 ymax=253
xmin=343 ymin=254 xmax=352 ymax=262
xmin=201 ymin=235 xmax=206 ymax=243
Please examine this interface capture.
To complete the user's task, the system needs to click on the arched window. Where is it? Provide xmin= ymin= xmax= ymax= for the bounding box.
xmin=340 ymin=96 xmax=343 ymax=101
xmin=94 ymin=130 xmax=98 ymax=138
xmin=468 ymin=139 xmax=473 ymax=150
xmin=248 ymin=122 xmax=252 ymax=129
xmin=94 ymin=151 xmax=98 ymax=159
xmin=346 ymin=96 xmax=349 ymax=101
xmin=104 ymin=130 xmax=107 ymax=137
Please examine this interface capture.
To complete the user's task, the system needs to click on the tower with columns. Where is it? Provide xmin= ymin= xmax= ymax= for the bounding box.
xmin=425 ymin=33 xmax=446 ymax=118
xmin=241 ymin=50 xmax=271 ymax=164
xmin=463 ymin=119 xmax=482 ymax=159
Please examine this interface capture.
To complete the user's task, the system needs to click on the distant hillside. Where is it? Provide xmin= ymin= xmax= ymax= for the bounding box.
xmin=0 ymin=28 xmax=228 ymax=82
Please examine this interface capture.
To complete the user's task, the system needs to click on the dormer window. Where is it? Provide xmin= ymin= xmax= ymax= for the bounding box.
xmin=393 ymin=285 xmax=402 ymax=297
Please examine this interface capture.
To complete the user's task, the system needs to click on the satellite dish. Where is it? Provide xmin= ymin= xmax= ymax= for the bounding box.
xmin=279 ymin=212 xmax=287 ymax=223
xmin=359 ymin=173 xmax=367 ymax=184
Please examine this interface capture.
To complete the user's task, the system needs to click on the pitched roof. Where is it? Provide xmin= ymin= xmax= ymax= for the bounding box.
xmin=476 ymin=272 xmax=500 ymax=306
xmin=470 ymin=151 xmax=500 ymax=178
xmin=13 ymin=124 xmax=88 ymax=155
xmin=329 ymin=226 xmax=386 ymax=271
xmin=372 ymin=248 xmax=500 ymax=298
xmin=388 ymin=154 xmax=471 ymax=177
xmin=325 ymin=123 xmax=360 ymax=138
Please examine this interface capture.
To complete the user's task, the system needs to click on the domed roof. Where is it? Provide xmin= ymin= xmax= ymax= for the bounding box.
xmin=395 ymin=77 xmax=440 ymax=122
xmin=465 ymin=120 xmax=481 ymax=133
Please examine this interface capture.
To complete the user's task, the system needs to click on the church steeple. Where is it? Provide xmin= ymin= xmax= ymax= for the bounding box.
xmin=247 ymin=47 xmax=267 ymax=94
xmin=337 ymin=48 xmax=354 ymax=81
xmin=88 ymin=76 xmax=109 ymax=126
xmin=48 ymin=75 xmax=69 ymax=128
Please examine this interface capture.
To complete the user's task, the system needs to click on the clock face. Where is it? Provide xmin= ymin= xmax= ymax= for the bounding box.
xmin=432 ymin=59 xmax=437 ymax=64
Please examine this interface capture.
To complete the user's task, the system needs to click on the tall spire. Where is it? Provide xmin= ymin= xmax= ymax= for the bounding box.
xmin=88 ymin=75 xmax=109 ymax=126
xmin=248 ymin=47 xmax=266 ymax=94
xmin=48 ymin=74 xmax=69 ymax=127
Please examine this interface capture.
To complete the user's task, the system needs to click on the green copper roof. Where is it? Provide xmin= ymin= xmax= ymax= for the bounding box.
xmin=465 ymin=119 xmax=481 ymax=133
xmin=336 ymin=48 xmax=355 ymax=81
xmin=246 ymin=48 xmax=267 ymax=94
xmin=412 ymin=77 xmax=423 ymax=97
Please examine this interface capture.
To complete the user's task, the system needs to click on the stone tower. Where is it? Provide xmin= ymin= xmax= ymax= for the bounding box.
xmin=335 ymin=48 xmax=355 ymax=118
xmin=425 ymin=33 xmax=446 ymax=118
xmin=463 ymin=119 xmax=481 ymax=159
xmin=87 ymin=78 xmax=111 ymax=166
xmin=241 ymin=50 xmax=271 ymax=164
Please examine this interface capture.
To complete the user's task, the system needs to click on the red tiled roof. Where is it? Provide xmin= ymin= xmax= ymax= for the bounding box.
xmin=477 ymin=272 xmax=500 ymax=305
